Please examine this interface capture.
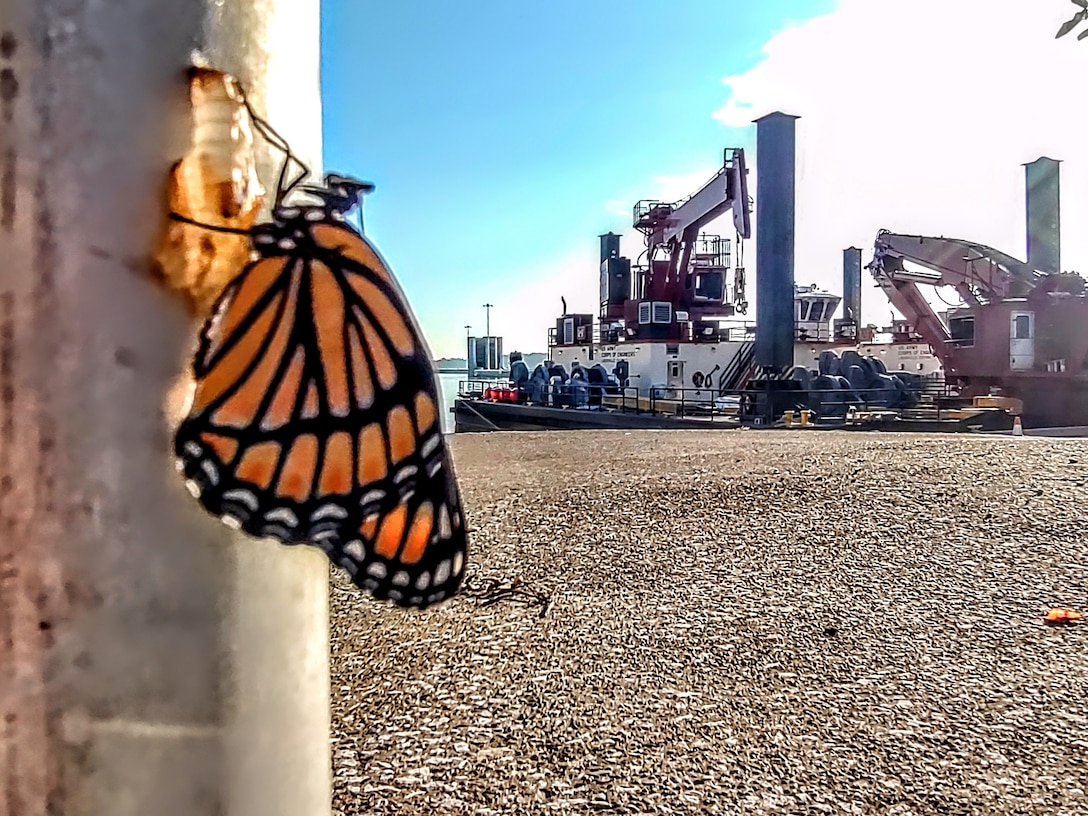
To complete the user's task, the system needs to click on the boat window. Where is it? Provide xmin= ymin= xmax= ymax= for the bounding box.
xmin=1012 ymin=313 xmax=1032 ymax=340
xmin=949 ymin=315 xmax=975 ymax=347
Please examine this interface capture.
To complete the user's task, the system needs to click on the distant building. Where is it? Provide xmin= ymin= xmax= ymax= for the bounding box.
xmin=467 ymin=335 xmax=503 ymax=373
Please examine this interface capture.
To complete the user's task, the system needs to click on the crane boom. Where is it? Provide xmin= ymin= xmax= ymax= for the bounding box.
xmin=660 ymin=148 xmax=751 ymax=245
xmin=868 ymin=230 xmax=1045 ymax=362
xmin=629 ymin=147 xmax=752 ymax=317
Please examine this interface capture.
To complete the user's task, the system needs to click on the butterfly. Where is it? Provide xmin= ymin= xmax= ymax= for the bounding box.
xmin=169 ymin=106 xmax=467 ymax=609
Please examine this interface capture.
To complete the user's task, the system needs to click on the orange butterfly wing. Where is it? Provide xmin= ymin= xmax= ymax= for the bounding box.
xmin=175 ymin=213 xmax=467 ymax=608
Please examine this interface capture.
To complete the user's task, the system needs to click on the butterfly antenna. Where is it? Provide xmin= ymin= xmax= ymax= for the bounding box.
xmin=241 ymin=93 xmax=310 ymax=209
xmin=168 ymin=75 xmax=312 ymax=234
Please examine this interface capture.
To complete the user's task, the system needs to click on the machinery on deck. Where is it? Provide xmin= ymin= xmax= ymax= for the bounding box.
xmin=595 ymin=146 xmax=753 ymax=345
xmin=455 ymin=109 xmax=998 ymax=434
xmin=868 ymin=159 xmax=1088 ymax=426
xmin=458 ymin=116 xmax=962 ymax=434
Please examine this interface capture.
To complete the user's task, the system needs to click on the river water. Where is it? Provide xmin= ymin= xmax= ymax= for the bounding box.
xmin=437 ymin=372 xmax=463 ymax=434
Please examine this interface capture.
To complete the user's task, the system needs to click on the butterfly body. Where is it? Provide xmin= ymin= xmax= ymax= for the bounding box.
xmin=174 ymin=179 xmax=467 ymax=608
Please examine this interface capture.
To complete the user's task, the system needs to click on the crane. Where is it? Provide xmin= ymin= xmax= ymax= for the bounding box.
xmin=867 ymin=230 xmax=1043 ymax=363
xmin=631 ymin=148 xmax=752 ymax=317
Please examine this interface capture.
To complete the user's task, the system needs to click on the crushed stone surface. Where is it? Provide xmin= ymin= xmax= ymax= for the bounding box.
xmin=331 ymin=430 xmax=1088 ymax=816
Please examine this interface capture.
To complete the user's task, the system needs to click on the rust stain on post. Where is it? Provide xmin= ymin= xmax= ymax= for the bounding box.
xmin=0 ymin=32 xmax=18 ymax=232
xmin=0 ymin=20 xmax=73 ymax=814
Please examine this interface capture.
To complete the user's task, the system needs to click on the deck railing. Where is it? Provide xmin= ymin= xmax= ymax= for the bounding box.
xmin=456 ymin=374 xmax=975 ymax=426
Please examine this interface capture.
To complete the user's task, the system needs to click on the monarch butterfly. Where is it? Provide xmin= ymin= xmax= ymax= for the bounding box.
xmin=169 ymin=94 xmax=467 ymax=608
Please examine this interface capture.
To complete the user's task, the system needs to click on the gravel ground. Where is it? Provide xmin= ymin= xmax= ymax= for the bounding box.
xmin=331 ymin=430 xmax=1088 ymax=816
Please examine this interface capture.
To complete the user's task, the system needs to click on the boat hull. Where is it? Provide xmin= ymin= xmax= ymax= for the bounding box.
xmin=452 ymin=398 xmax=1014 ymax=435
xmin=959 ymin=373 xmax=1088 ymax=429
xmin=453 ymin=399 xmax=738 ymax=433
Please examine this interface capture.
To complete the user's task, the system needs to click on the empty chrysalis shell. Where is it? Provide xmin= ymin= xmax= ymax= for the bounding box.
xmin=153 ymin=65 xmax=266 ymax=315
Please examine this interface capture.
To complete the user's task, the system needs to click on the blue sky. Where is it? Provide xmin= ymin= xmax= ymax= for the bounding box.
xmin=320 ymin=0 xmax=835 ymax=358
xmin=321 ymin=2 xmax=1088 ymax=359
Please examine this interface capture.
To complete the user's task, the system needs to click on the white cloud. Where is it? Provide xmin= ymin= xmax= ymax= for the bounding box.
xmin=712 ymin=0 xmax=1088 ymax=326
xmin=604 ymin=199 xmax=630 ymax=218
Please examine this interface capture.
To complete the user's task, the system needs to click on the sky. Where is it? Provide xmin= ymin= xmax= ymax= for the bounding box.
xmin=320 ymin=0 xmax=1088 ymax=359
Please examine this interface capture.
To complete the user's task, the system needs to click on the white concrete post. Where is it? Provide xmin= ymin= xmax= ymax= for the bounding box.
xmin=0 ymin=1 xmax=331 ymax=814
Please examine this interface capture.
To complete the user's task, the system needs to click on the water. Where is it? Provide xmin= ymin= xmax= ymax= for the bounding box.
xmin=437 ymin=372 xmax=463 ymax=434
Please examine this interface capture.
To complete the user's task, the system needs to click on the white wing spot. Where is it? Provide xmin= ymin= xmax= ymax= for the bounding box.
xmin=277 ymin=238 xmax=297 ymax=250
xmin=221 ymin=514 xmax=242 ymax=530
xmin=305 ymin=209 xmax=324 ymax=221
xmin=174 ymin=458 xmax=186 ymax=473
xmin=452 ymin=552 xmax=464 ymax=576
xmin=434 ymin=560 xmax=451 ymax=586
xmin=310 ymin=503 xmax=348 ymax=522
xmin=264 ymin=507 xmax=299 ymax=526
xmin=344 ymin=540 xmax=366 ymax=561
xmin=360 ymin=489 xmax=385 ymax=507
xmin=421 ymin=434 xmax=440 ymax=459
xmin=438 ymin=505 xmax=452 ymax=538
xmin=366 ymin=562 xmax=387 ymax=579
xmin=426 ymin=592 xmax=446 ymax=604
xmin=184 ymin=442 xmax=202 ymax=458
xmin=279 ymin=207 xmax=301 ymax=218
xmin=392 ymin=571 xmax=410 ymax=587
xmin=223 ymin=489 xmax=260 ymax=511
xmin=393 ymin=465 xmax=418 ymax=483
xmin=426 ymin=460 xmax=443 ymax=478
xmin=414 ymin=571 xmax=431 ymax=591
xmin=254 ymin=233 xmax=275 ymax=244
xmin=185 ymin=479 xmax=202 ymax=498
xmin=387 ymin=589 xmax=403 ymax=602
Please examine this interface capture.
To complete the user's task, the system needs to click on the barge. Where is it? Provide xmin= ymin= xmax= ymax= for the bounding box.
xmin=452 ymin=111 xmax=1064 ymax=434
